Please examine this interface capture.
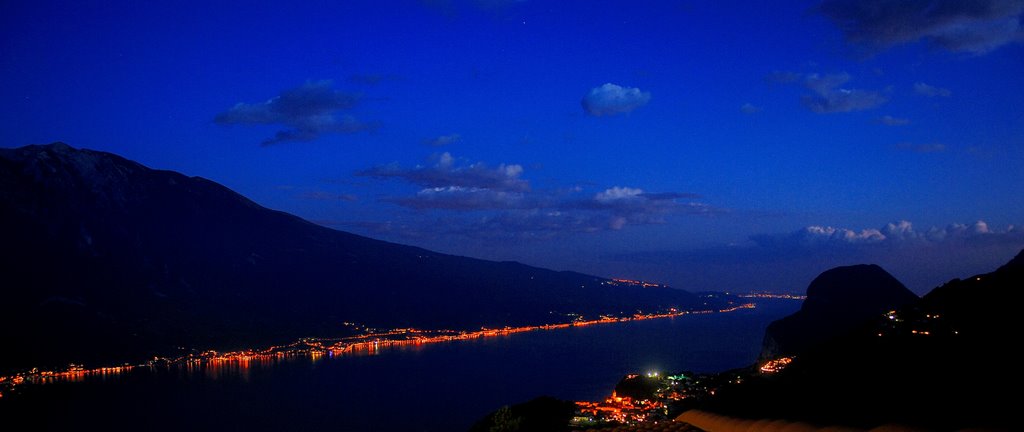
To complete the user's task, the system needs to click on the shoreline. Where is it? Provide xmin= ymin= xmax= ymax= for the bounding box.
xmin=0 ymin=303 xmax=756 ymax=399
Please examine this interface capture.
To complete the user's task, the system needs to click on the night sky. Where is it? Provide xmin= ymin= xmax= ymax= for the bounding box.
xmin=3 ymin=0 xmax=1022 ymax=294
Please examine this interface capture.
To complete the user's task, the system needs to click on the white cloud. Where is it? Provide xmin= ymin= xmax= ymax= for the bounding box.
xmin=581 ymin=83 xmax=651 ymax=116
xmin=756 ymin=220 xmax=1018 ymax=249
xmin=595 ymin=186 xmax=644 ymax=202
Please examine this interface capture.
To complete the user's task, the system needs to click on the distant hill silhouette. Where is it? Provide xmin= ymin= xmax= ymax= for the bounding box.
xmin=760 ymin=264 xmax=918 ymax=359
xmin=704 ymin=251 xmax=1023 ymax=430
xmin=0 ymin=143 xmax=705 ymax=373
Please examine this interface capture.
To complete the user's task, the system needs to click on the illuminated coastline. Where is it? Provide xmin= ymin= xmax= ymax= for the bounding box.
xmin=0 ymin=303 xmax=755 ymax=398
xmin=736 ymin=292 xmax=806 ymax=300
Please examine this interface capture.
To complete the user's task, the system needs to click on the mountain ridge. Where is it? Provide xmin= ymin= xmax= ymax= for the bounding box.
xmin=0 ymin=142 xmax=707 ymax=373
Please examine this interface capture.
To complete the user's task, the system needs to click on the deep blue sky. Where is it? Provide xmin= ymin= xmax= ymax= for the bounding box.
xmin=3 ymin=0 xmax=1022 ymax=293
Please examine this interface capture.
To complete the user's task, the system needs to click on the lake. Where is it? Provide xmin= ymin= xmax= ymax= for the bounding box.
xmin=0 ymin=299 xmax=799 ymax=431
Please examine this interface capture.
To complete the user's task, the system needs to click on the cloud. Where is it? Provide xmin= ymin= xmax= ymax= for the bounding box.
xmin=425 ymin=133 xmax=462 ymax=146
xmin=357 ymin=152 xmax=529 ymax=192
xmin=801 ymin=73 xmax=887 ymax=113
xmin=896 ymin=142 xmax=947 ymax=153
xmin=607 ymin=219 xmax=1023 ymax=294
xmin=444 ymin=195 xmax=715 ymax=239
xmin=752 ymin=225 xmax=886 ymax=249
xmin=766 ymin=71 xmax=803 ymax=84
xmin=740 ymin=103 xmax=762 ymax=114
xmin=594 ymin=186 xmax=643 ymax=202
xmin=752 ymin=220 xmax=1017 ymax=250
xmin=914 ymin=82 xmax=952 ymax=97
xmin=356 ymin=155 xmax=712 ymax=237
xmin=581 ymin=83 xmax=651 ymax=116
xmin=804 ymin=72 xmax=851 ymax=95
xmin=818 ymin=0 xmax=1024 ymax=55
xmin=802 ymin=89 xmax=888 ymax=114
xmin=771 ymin=71 xmax=889 ymax=113
xmin=638 ymin=192 xmax=703 ymax=200
xmin=578 ymin=187 xmax=676 ymax=229
xmin=879 ymin=115 xmax=910 ymax=126
xmin=359 ymin=153 xmax=534 ymax=211
xmin=391 ymin=186 xmax=528 ymax=210
xmin=561 ymin=187 xmax=718 ymax=231
xmin=356 ymin=192 xmax=714 ymax=239
xmin=215 ymin=80 xmax=377 ymax=145
xmin=580 ymin=187 xmax=706 ymax=210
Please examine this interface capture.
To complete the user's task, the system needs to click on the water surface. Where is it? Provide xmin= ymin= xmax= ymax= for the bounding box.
xmin=1 ymin=300 xmax=798 ymax=431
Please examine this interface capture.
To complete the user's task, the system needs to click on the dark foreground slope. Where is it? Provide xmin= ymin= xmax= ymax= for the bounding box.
xmin=0 ymin=143 xmax=702 ymax=372
xmin=704 ymin=251 xmax=1023 ymax=430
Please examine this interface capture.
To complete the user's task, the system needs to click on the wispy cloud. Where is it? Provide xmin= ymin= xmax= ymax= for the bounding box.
xmin=357 ymin=152 xmax=529 ymax=192
xmin=740 ymin=103 xmax=762 ymax=114
xmin=436 ymin=196 xmax=717 ymax=240
xmin=638 ymin=192 xmax=703 ymax=200
xmin=391 ymin=187 xmax=529 ymax=210
xmin=215 ymin=80 xmax=377 ymax=146
xmin=801 ymin=72 xmax=888 ymax=113
xmin=819 ymin=0 xmax=1024 ymax=55
xmin=566 ymin=187 xmax=716 ymax=230
xmin=914 ymin=82 xmax=952 ymax=97
xmin=424 ymin=133 xmax=462 ymax=146
xmin=896 ymin=142 xmax=947 ymax=153
xmin=878 ymin=115 xmax=910 ymax=126
xmin=354 ymin=154 xmax=713 ymax=237
xmin=581 ymin=83 xmax=651 ymax=117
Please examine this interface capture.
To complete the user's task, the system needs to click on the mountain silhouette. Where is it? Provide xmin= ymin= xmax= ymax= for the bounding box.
xmin=0 ymin=143 xmax=704 ymax=372
xmin=705 ymin=251 xmax=1023 ymax=430
xmin=760 ymin=264 xmax=918 ymax=359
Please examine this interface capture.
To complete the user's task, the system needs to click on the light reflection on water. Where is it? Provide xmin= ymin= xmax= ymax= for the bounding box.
xmin=0 ymin=300 xmax=799 ymax=432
